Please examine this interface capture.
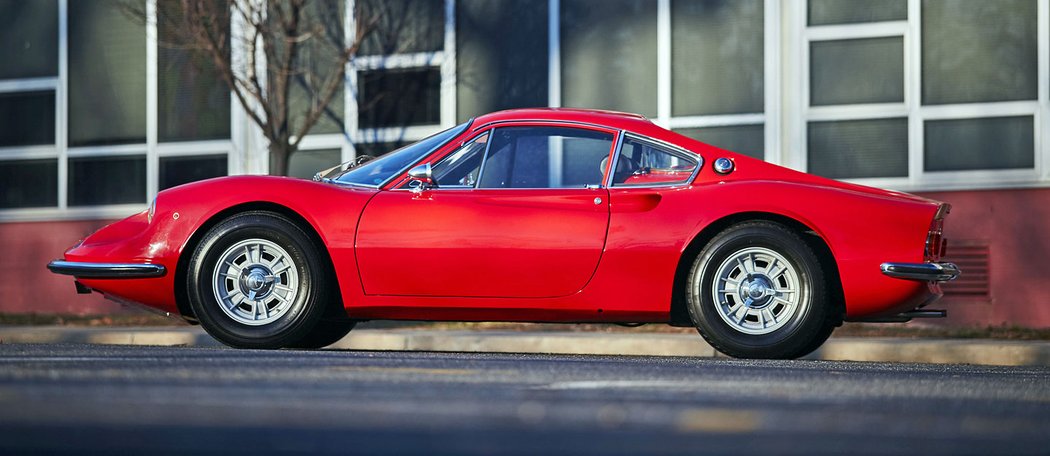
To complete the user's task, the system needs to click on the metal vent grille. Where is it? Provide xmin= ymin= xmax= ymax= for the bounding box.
xmin=942 ymin=240 xmax=990 ymax=297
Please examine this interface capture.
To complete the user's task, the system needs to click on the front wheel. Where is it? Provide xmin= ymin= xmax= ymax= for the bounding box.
xmin=287 ymin=320 xmax=356 ymax=349
xmin=685 ymin=221 xmax=835 ymax=359
xmin=187 ymin=211 xmax=332 ymax=349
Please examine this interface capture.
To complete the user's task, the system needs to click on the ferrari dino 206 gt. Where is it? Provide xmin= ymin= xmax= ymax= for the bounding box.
xmin=48 ymin=108 xmax=959 ymax=359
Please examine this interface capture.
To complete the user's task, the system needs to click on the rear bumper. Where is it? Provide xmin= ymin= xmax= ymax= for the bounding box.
xmin=880 ymin=262 xmax=960 ymax=282
xmin=47 ymin=260 xmax=167 ymax=279
xmin=851 ymin=261 xmax=960 ymax=322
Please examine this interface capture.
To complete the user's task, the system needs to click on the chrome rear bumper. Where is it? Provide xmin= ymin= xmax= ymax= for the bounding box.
xmin=47 ymin=260 xmax=167 ymax=279
xmin=880 ymin=262 xmax=960 ymax=282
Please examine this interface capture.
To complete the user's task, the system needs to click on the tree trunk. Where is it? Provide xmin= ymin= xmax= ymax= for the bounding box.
xmin=268 ymin=141 xmax=294 ymax=176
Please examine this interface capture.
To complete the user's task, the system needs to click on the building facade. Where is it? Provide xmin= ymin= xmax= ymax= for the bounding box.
xmin=2 ymin=0 xmax=1047 ymax=326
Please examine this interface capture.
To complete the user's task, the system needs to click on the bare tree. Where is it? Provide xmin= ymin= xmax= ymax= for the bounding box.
xmin=127 ymin=0 xmax=378 ymax=176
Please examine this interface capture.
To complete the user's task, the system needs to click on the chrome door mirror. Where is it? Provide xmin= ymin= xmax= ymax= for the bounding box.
xmin=407 ymin=163 xmax=434 ymax=193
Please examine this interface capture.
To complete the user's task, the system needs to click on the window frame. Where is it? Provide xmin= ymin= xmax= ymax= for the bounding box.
xmin=330 ymin=0 xmax=457 ymax=167
xmin=792 ymin=0 xmax=1050 ymax=192
xmin=607 ymin=132 xmax=703 ymax=188
xmin=547 ymin=0 xmax=781 ymax=163
xmin=0 ymin=0 xmax=233 ymax=222
xmin=429 ymin=130 xmax=490 ymax=189
xmin=391 ymin=121 xmax=621 ymax=191
xmin=473 ymin=124 xmax=618 ymax=190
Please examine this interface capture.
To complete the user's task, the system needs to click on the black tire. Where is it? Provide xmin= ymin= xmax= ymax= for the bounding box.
xmin=685 ymin=221 xmax=835 ymax=359
xmin=287 ymin=320 xmax=356 ymax=349
xmin=797 ymin=318 xmax=837 ymax=358
xmin=187 ymin=211 xmax=331 ymax=349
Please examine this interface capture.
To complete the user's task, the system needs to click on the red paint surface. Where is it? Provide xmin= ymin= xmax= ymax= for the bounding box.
xmin=357 ymin=188 xmax=610 ymax=297
xmin=918 ymin=188 xmax=1050 ymax=327
xmin=22 ymin=108 xmax=968 ymax=324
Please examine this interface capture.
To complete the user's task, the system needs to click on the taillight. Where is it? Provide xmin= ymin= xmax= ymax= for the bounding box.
xmin=925 ymin=204 xmax=950 ymax=261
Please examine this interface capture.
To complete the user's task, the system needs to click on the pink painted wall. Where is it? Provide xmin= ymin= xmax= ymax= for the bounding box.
xmin=4 ymin=186 xmax=1049 ymax=327
xmin=0 ymin=219 xmax=123 ymax=314
xmin=918 ymin=188 xmax=1050 ymax=328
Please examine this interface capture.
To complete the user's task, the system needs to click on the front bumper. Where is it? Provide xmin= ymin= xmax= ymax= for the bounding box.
xmin=47 ymin=260 xmax=167 ymax=279
xmin=880 ymin=262 xmax=960 ymax=282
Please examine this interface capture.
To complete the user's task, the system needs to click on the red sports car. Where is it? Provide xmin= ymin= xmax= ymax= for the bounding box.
xmin=48 ymin=108 xmax=959 ymax=359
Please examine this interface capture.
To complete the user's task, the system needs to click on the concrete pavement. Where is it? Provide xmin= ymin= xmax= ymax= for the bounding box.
xmin=1 ymin=325 xmax=1048 ymax=366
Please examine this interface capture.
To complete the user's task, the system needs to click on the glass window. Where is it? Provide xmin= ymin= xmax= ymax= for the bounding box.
xmin=157 ymin=0 xmax=231 ymax=142
xmin=276 ymin=0 xmax=345 ymax=136
xmin=611 ymin=136 xmax=699 ymax=186
xmin=478 ymin=126 xmax=614 ymax=189
xmin=356 ymin=141 xmax=408 ymax=158
xmin=811 ymin=37 xmax=904 ymax=106
xmin=0 ymin=0 xmax=58 ymax=79
xmin=0 ymin=91 xmax=54 ymax=147
xmin=357 ymin=0 xmax=445 ymax=56
xmin=807 ymin=118 xmax=908 ymax=179
xmin=808 ymin=0 xmax=907 ymax=25
xmin=337 ymin=121 xmax=469 ymax=186
xmin=358 ymin=67 xmax=441 ymax=129
xmin=675 ymin=125 xmax=764 ymax=160
xmin=68 ymin=0 xmax=147 ymax=146
xmin=924 ymin=116 xmax=1034 ymax=172
xmin=68 ymin=155 xmax=147 ymax=206
xmin=456 ymin=0 xmax=548 ymax=122
xmin=432 ymin=132 xmax=488 ymax=187
xmin=561 ymin=0 xmax=657 ymax=117
xmin=289 ymin=149 xmax=342 ymax=179
xmin=159 ymin=155 xmax=228 ymax=190
xmin=0 ymin=159 xmax=57 ymax=209
xmin=922 ymin=0 xmax=1037 ymax=105
xmin=672 ymin=0 xmax=763 ymax=116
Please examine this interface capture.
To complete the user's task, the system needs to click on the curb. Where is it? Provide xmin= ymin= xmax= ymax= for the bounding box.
xmin=2 ymin=326 xmax=1048 ymax=367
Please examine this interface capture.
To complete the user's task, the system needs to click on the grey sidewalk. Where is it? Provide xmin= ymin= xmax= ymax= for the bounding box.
xmin=1 ymin=325 xmax=1048 ymax=366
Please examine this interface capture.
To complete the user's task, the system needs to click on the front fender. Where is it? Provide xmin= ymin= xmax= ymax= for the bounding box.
xmin=64 ymin=176 xmax=377 ymax=315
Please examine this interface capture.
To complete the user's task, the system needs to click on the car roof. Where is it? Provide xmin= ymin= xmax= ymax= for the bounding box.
xmin=471 ymin=108 xmax=656 ymax=132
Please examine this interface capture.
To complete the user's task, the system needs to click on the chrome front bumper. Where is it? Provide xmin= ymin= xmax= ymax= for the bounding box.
xmin=47 ymin=260 xmax=167 ymax=279
xmin=880 ymin=262 xmax=960 ymax=282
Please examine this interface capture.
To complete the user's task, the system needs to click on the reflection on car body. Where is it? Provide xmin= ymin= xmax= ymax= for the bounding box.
xmin=48 ymin=108 xmax=959 ymax=359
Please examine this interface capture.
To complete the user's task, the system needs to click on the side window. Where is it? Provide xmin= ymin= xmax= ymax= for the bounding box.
xmin=477 ymin=126 xmax=615 ymax=189
xmin=432 ymin=132 xmax=488 ymax=187
xmin=611 ymin=136 xmax=699 ymax=186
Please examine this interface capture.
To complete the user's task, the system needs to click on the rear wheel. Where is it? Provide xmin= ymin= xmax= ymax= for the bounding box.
xmin=187 ymin=211 xmax=332 ymax=349
xmin=685 ymin=221 xmax=835 ymax=359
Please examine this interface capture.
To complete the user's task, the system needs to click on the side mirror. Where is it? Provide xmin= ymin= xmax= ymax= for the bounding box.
xmin=407 ymin=163 xmax=434 ymax=193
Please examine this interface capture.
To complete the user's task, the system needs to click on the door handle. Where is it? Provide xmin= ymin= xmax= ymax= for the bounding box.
xmin=611 ymin=192 xmax=661 ymax=212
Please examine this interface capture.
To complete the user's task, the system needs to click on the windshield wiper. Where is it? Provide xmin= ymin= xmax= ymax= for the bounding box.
xmin=313 ymin=155 xmax=376 ymax=183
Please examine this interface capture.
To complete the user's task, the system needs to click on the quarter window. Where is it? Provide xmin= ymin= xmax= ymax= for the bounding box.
xmin=611 ymin=136 xmax=699 ymax=186
xmin=433 ymin=132 xmax=489 ymax=187
xmin=478 ymin=126 xmax=615 ymax=189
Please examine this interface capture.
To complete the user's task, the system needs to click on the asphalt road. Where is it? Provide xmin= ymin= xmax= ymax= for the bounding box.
xmin=0 ymin=344 xmax=1046 ymax=455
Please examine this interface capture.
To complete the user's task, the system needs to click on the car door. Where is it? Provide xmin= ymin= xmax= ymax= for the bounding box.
xmin=355 ymin=124 xmax=618 ymax=298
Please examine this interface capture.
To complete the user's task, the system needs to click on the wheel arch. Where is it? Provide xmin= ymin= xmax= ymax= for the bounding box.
xmin=173 ymin=201 xmax=343 ymax=321
xmin=669 ymin=211 xmax=845 ymax=327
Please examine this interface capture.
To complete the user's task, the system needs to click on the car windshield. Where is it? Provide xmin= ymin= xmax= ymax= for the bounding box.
xmin=334 ymin=121 xmax=471 ymax=187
